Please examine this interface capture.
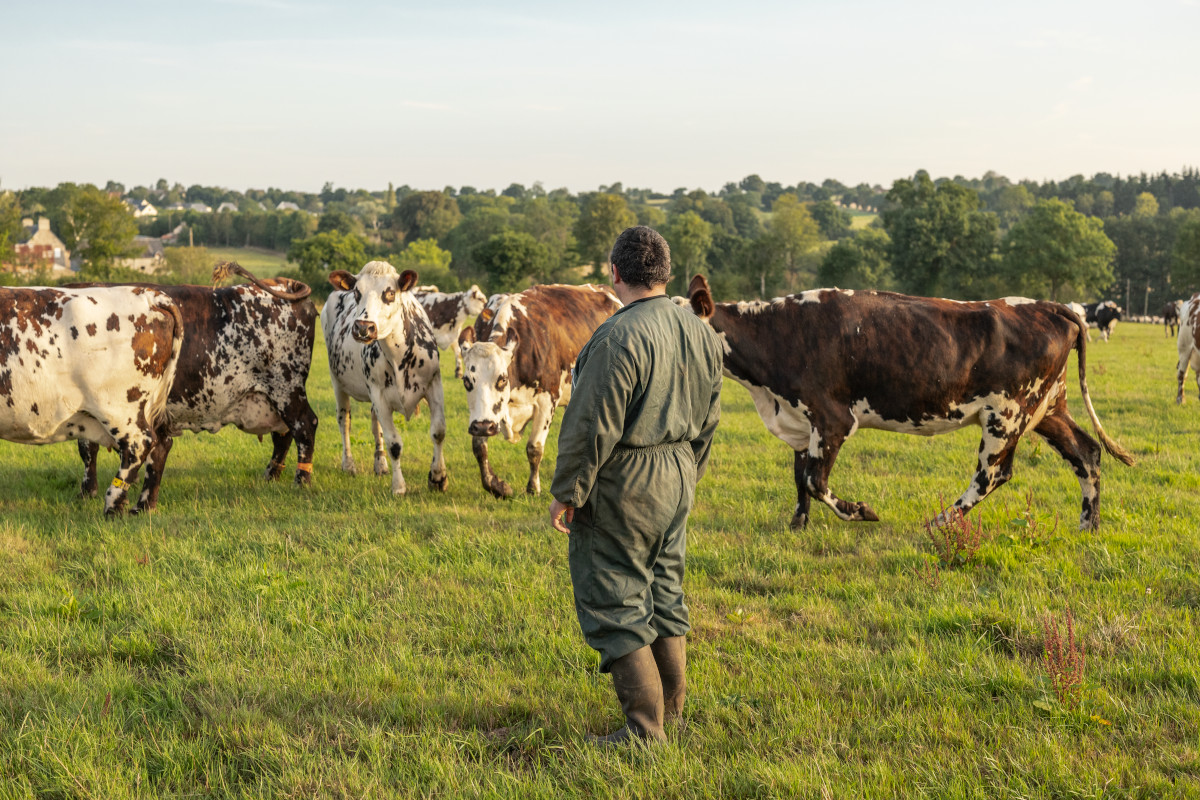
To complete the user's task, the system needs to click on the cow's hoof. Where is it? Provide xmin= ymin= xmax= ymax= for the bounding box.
xmin=487 ymin=479 xmax=514 ymax=499
xmin=525 ymin=483 xmax=541 ymax=496
xmin=428 ymin=471 xmax=449 ymax=492
xmin=342 ymin=461 xmax=358 ymax=477
xmin=789 ymin=512 xmax=809 ymax=530
xmin=858 ymin=503 xmax=880 ymax=522
xmin=79 ymin=484 xmax=98 ymax=499
xmin=294 ymin=470 xmax=312 ymax=488
xmin=374 ymin=461 xmax=389 ymax=477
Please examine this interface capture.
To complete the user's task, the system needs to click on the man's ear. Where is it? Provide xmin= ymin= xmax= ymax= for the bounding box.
xmin=329 ymin=270 xmax=356 ymax=292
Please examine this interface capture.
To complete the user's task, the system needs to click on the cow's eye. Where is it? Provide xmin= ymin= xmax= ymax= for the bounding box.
xmin=383 ymin=288 xmax=396 ymax=304
xmin=496 ymin=377 xmax=507 ymax=390
xmin=353 ymin=289 xmax=362 ymax=303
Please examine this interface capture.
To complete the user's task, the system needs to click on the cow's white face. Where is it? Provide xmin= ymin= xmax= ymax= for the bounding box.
xmin=461 ymin=335 xmax=519 ymax=437
xmin=464 ymin=285 xmax=487 ymax=317
xmin=329 ymin=261 xmax=417 ymax=344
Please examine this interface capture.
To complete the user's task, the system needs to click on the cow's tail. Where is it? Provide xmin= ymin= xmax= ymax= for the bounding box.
xmin=148 ymin=293 xmax=185 ymax=429
xmin=1056 ymin=304 xmax=1135 ymax=466
xmin=212 ymin=261 xmax=313 ymax=302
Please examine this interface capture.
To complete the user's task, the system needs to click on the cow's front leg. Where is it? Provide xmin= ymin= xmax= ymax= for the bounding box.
xmin=789 ymin=450 xmax=813 ymax=529
xmin=77 ymin=440 xmax=100 ymax=498
xmin=472 ymin=435 xmax=513 ymax=498
xmin=335 ymin=390 xmax=358 ymax=475
xmin=425 ymin=375 xmax=449 ymax=492
xmin=372 ymin=403 xmax=407 ymax=495
xmin=264 ymin=431 xmax=292 ymax=481
xmin=285 ymin=396 xmax=318 ymax=487
xmin=805 ymin=406 xmax=878 ymax=523
xmin=370 ymin=409 xmax=389 ymax=476
xmin=940 ymin=408 xmax=1021 ymax=526
xmin=524 ymin=394 xmax=556 ymax=495
xmin=104 ymin=428 xmax=154 ymax=516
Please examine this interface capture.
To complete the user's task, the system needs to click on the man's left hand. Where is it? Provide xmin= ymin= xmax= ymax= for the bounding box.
xmin=550 ymin=498 xmax=574 ymax=533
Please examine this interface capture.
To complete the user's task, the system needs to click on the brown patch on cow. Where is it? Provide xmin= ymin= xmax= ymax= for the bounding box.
xmin=107 ymin=313 xmax=120 ymax=331
xmin=127 ymin=387 xmax=143 ymax=402
xmin=422 ymin=294 xmax=463 ymax=328
xmin=86 ymin=323 xmax=97 ymax=336
xmin=30 ymin=402 xmax=38 ymax=415
xmin=130 ymin=313 xmax=174 ymax=377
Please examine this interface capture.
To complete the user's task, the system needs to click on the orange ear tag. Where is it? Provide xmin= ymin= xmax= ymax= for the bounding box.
xmin=480 ymin=308 xmax=495 ymax=322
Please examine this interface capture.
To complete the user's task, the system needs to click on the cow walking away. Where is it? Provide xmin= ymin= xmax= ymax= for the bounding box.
xmin=413 ymin=284 xmax=488 ymax=377
xmin=457 ymin=284 xmax=621 ymax=497
xmin=686 ymin=276 xmax=1134 ymax=530
xmin=0 ymin=285 xmax=184 ymax=514
xmin=74 ymin=262 xmax=320 ymax=511
xmin=325 ymin=261 xmax=448 ymax=495
xmin=1164 ymin=299 xmax=1182 ymax=338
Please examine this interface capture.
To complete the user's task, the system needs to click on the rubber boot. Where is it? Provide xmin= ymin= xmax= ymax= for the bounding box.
xmin=651 ymin=635 xmax=686 ymax=723
xmin=588 ymin=646 xmax=666 ymax=745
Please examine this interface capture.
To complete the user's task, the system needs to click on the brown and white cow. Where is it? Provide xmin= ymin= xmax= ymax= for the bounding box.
xmin=325 ymin=261 xmax=448 ymax=495
xmin=686 ymin=275 xmax=1134 ymax=530
xmin=0 ymin=285 xmax=183 ymax=514
xmin=73 ymin=262 xmax=319 ymax=511
xmin=413 ymin=284 xmax=488 ymax=377
xmin=1175 ymin=294 xmax=1200 ymax=404
xmin=457 ymin=284 xmax=621 ymax=498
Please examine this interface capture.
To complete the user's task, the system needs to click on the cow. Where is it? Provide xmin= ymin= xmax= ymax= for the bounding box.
xmin=324 ymin=261 xmax=449 ymax=495
xmin=0 ymin=285 xmax=183 ymax=515
xmin=73 ymin=262 xmax=319 ymax=512
xmin=1163 ymin=299 xmax=1182 ymax=338
xmin=413 ymin=284 xmax=488 ymax=377
xmin=456 ymin=284 xmax=621 ymax=498
xmin=1084 ymin=301 xmax=1122 ymax=341
xmin=685 ymin=275 xmax=1134 ymax=531
xmin=1066 ymin=302 xmax=1092 ymax=341
xmin=1175 ymin=294 xmax=1200 ymax=404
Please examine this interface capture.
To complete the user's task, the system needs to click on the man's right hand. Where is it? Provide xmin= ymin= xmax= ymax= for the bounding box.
xmin=550 ymin=498 xmax=574 ymax=533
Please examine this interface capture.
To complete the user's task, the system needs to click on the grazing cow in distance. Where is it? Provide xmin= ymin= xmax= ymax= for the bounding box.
xmin=1175 ymin=294 xmax=1200 ymax=404
xmin=0 ymin=285 xmax=183 ymax=514
xmin=686 ymin=275 xmax=1134 ymax=530
xmin=413 ymin=284 xmax=488 ymax=377
xmin=1163 ymin=299 xmax=1182 ymax=338
xmin=325 ymin=261 xmax=448 ymax=495
xmin=73 ymin=262 xmax=319 ymax=511
xmin=1084 ymin=301 xmax=1122 ymax=341
xmin=457 ymin=284 xmax=621 ymax=497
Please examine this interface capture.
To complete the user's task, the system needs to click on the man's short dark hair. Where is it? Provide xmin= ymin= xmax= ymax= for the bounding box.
xmin=610 ymin=226 xmax=671 ymax=288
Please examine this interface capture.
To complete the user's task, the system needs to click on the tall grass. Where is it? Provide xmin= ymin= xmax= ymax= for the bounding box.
xmin=0 ymin=322 xmax=1196 ymax=797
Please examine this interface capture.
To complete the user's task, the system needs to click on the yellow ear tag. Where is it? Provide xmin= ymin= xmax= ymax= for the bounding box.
xmin=480 ymin=308 xmax=494 ymax=322
xmin=111 ymin=477 xmax=131 ymax=491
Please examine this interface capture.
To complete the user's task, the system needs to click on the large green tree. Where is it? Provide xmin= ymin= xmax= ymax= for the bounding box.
xmin=394 ymin=238 xmax=457 ymax=290
xmin=574 ymin=193 xmax=636 ymax=278
xmin=882 ymin=172 xmax=998 ymax=297
xmin=1001 ymin=199 xmax=1115 ymax=301
xmin=287 ymin=230 xmax=367 ymax=285
xmin=818 ymin=227 xmax=892 ymax=290
xmin=390 ymin=190 xmax=462 ymax=243
xmin=662 ymin=211 xmax=713 ymax=295
xmin=472 ymin=230 xmax=551 ymax=292
xmin=52 ymin=185 xmax=140 ymax=274
xmin=1170 ymin=213 xmax=1200 ymax=296
xmin=766 ymin=194 xmax=821 ymax=290
xmin=809 ymin=199 xmax=852 ymax=240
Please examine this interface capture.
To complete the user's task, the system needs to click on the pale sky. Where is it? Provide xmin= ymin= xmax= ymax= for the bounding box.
xmin=3 ymin=1 xmax=1198 ymax=195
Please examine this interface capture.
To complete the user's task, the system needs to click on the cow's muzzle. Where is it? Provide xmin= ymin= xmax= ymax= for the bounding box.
xmin=469 ymin=420 xmax=499 ymax=437
xmin=352 ymin=320 xmax=377 ymax=343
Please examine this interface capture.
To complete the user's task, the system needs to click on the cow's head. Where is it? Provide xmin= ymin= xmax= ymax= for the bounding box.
xmin=463 ymin=285 xmax=487 ymax=317
xmin=687 ymin=273 xmax=715 ymax=321
xmin=458 ymin=325 xmax=521 ymax=438
xmin=328 ymin=261 xmax=418 ymax=344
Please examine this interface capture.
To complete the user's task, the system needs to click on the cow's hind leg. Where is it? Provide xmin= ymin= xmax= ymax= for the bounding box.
xmin=425 ymin=375 xmax=449 ymax=492
xmin=804 ymin=406 xmax=879 ymax=524
xmin=941 ymin=410 xmax=1021 ymax=525
xmin=280 ymin=394 xmax=318 ymax=486
xmin=133 ymin=432 xmax=173 ymax=513
xmin=790 ymin=450 xmax=813 ymax=529
xmin=78 ymin=440 xmax=100 ymax=498
xmin=104 ymin=428 xmax=156 ymax=516
xmin=1035 ymin=412 xmax=1102 ymax=530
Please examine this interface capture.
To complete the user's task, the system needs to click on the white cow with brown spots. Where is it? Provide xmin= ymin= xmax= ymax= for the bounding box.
xmin=413 ymin=285 xmax=487 ymax=377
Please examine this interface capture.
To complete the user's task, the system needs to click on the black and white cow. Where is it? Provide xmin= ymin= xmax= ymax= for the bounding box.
xmin=1066 ymin=302 xmax=1091 ymax=341
xmin=686 ymin=275 xmax=1134 ymax=530
xmin=0 ymin=285 xmax=184 ymax=514
xmin=1175 ymin=294 xmax=1200 ymax=404
xmin=413 ymin=285 xmax=488 ymax=377
xmin=457 ymin=284 xmax=621 ymax=497
xmin=73 ymin=262 xmax=319 ymax=511
xmin=325 ymin=261 xmax=448 ymax=494
xmin=1084 ymin=301 xmax=1122 ymax=341
xmin=1163 ymin=299 xmax=1182 ymax=338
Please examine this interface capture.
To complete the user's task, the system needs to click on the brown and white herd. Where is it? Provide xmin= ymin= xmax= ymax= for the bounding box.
xmin=0 ymin=259 xmax=1150 ymax=530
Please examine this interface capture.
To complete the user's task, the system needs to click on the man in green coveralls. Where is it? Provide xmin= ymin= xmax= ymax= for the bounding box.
xmin=549 ymin=226 xmax=723 ymax=744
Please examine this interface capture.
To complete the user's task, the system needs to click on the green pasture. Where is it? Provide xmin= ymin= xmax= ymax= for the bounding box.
xmin=198 ymin=247 xmax=291 ymax=277
xmin=0 ymin=319 xmax=1197 ymax=798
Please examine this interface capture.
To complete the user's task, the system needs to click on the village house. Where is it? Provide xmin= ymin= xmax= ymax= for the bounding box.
xmin=120 ymin=236 xmax=166 ymax=273
xmin=129 ymin=199 xmax=158 ymax=217
xmin=12 ymin=217 xmax=72 ymax=275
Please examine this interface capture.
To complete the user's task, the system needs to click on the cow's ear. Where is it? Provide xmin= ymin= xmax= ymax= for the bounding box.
xmin=329 ymin=270 xmax=356 ymax=292
xmin=502 ymin=327 xmax=520 ymax=354
xmin=457 ymin=325 xmax=476 ymax=347
xmin=398 ymin=270 xmax=418 ymax=293
xmin=687 ymin=273 xmax=711 ymax=297
xmin=690 ymin=289 xmax=714 ymax=320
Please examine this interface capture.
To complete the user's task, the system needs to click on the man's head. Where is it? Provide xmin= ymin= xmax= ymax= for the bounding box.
xmin=610 ymin=226 xmax=671 ymax=289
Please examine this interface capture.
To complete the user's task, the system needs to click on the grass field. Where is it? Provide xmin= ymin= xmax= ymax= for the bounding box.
xmin=199 ymin=247 xmax=291 ymax=277
xmin=1 ymin=317 xmax=1198 ymax=798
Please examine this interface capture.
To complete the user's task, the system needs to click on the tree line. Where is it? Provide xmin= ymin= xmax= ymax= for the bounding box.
xmin=5 ymin=169 xmax=1200 ymax=308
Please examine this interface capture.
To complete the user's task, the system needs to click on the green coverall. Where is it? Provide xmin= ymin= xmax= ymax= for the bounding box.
xmin=551 ymin=294 xmax=723 ymax=672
